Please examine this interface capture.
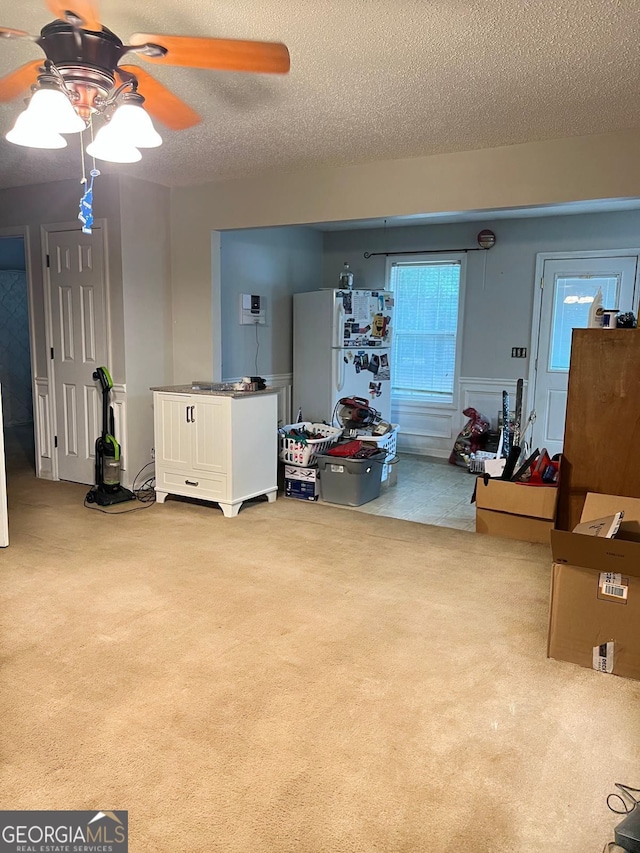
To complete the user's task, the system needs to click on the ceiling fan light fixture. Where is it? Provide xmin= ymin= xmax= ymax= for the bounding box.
xmin=107 ymin=101 xmax=162 ymax=148
xmin=86 ymin=127 xmax=142 ymax=163
xmin=24 ymin=87 xmax=86 ymax=134
xmin=5 ymin=109 xmax=68 ymax=149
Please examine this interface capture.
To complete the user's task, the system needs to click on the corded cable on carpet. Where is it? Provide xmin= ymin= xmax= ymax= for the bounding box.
xmin=607 ymin=783 xmax=640 ymax=815
xmin=601 ymin=782 xmax=640 ymax=852
xmin=84 ymin=461 xmax=156 ymax=514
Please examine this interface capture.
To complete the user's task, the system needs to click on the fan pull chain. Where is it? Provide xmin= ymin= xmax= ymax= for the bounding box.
xmin=78 ymin=115 xmax=100 ymax=235
xmin=79 ymin=121 xmax=87 ymax=186
xmin=89 ymin=114 xmax=99 ymax=175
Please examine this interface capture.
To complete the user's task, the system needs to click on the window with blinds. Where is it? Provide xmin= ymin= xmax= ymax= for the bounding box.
xmin=389 ymin=259 xmax=462 ymax=403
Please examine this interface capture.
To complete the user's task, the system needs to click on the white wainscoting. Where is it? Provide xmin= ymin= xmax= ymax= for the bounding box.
xmin=224 ymin=373 xmax=292 ymax=427
xmin=33 ymin=377 xmax=127 ymax=480
xmin=83 ymin=381 xmax=127 ymax=475
xmin=391 ymin=399 xmax=456 ymax=458
xmin=459 ymin=377 xmax=529 ymax=432
xmin=34 ymin=376 xmax=52 ymax=479
xmin=392 ymin=377 xmax=529 ymax=458
xmin=110 ymin=384 xmax=127 ymax=474
xmin=33 ymin=377 xmax=128 ymax=481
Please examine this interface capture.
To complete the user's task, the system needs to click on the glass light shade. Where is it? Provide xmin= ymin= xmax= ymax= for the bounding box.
xmin=105 ymin=103 xmax=162 ymax=148
xmin=5 ymin=110 xmax=67 ymax=149
xmin=25 ymin=88 xmax=86 ymax=134
xmin=86 ymin=127 xmax=142 ymax=163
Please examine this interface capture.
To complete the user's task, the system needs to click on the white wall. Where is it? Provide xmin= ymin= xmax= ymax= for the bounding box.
xmin=119 ymin=177 xmax=172 ymax=485
xmin=170 ymin=129 xmax=640 ymax=383
xmin=323 ymin=209 xmax=640 ymax=454
xmin=220 ymin=226 xmax=323 ymax=380
xmin=170 ymin=189 xmax=215 ymax=384
xmin=323 ymin=208 xmax=640 ymax=381
xmin=0 ymin=175 xmax=171 ymax=486
xmin=0 ymin=178 xmax=124 ymax=478
xmin=0 ymin=177 xmax=123 ymax=379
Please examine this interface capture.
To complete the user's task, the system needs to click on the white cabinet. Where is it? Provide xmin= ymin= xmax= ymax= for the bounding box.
xmin=153 ymin=390 xmax=278 ymax=517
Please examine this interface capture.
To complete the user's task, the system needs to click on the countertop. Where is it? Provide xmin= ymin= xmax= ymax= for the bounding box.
xmin=151 ymin=384 xmax=278 ymax=398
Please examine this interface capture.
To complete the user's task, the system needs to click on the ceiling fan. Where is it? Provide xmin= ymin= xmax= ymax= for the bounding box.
xmin=0 ymin=0 xmax=290 ymax=161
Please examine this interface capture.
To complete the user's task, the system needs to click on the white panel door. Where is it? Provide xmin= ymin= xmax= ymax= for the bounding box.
xmin=531 ymin=256 xmax=638 ymax=456
xmin=48 ymin=227 xmax=107 ymax=484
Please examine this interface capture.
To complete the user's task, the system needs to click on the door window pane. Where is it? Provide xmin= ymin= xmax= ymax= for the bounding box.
xmin=549 ymin=276 xmax=618 ymax=371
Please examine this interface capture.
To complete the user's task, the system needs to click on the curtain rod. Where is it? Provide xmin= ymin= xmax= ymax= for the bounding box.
xmin=363 ymin=247 xmax=490 ymax=259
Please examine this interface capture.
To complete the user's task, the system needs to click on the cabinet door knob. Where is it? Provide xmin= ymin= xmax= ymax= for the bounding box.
xmin=185 ymin=406 xmax=191 ymax=423
xmin=185 ymin=479 xmax=199 ymax=487
xmin=190 ymin=405 xmax=195 ymax=422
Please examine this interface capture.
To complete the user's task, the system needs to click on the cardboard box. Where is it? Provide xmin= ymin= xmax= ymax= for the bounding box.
xmin=285 ymin=480 xmax=318 ymax=500
xmin=284 ymin=465 xmax=319 ymax=501
xmin=548 ymin=493 xmax=640 ymax=680
xmin=475 ymin=478 xmax=558 ymax=544
xmin=284 ymin=465 xmax=318 ymax=483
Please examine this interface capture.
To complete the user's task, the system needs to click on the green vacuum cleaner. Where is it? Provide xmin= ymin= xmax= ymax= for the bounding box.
xmin=86 ymin=366 xmax=135 ymax=506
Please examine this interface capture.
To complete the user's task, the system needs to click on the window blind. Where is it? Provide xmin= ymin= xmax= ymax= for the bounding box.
xmin=390 ymin=261 xmax=461 ymax=401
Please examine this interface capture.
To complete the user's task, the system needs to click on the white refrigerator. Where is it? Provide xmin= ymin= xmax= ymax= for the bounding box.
xmin=293 ymin=288 xmax=394 ymax=424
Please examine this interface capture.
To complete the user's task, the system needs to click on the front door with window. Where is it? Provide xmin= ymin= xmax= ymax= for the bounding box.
xmin=531 ymin=255 xmax=638 ymax=456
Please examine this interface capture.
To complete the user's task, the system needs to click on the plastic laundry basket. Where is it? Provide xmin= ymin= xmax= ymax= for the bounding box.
xmin=359 ymin=425 xmax=399 ymax=482
xmin=278 ymin=422 xmax=342 ymax=466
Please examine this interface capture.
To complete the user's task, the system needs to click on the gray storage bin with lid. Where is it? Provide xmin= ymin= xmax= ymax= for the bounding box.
xmin=315 ymin=450 xmax=386 ymax=506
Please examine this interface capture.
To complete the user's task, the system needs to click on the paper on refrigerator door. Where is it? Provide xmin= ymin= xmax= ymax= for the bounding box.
xmin=337 ymin=290 xmax=393 ymax=348
xmin=351 ymin=350 xmax=390 ymax=380
xmin=334 ymin=349 xmax=392 ymax=417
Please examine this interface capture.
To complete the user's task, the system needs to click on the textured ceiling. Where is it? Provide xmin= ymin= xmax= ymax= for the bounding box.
xmin=0 ymin=0 xmax=639 ymax=190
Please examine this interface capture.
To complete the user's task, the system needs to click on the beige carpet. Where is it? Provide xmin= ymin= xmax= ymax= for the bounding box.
xmin=1 ymin=455 xmax=639 ymax=852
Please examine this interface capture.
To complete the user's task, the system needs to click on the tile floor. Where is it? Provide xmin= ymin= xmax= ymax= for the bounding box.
xmin=319 ymin=452 xmax=478 ymax=531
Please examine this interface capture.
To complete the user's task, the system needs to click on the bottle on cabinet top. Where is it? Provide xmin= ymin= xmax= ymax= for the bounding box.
xmin=338 ymin=262 xmax=354 ymax=290
xmin=587 ymin=287 xmax=603 ymax=327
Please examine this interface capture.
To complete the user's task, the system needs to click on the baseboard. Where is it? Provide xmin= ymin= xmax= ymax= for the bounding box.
xmin=34 ymin=376 xmax=52 ymax=479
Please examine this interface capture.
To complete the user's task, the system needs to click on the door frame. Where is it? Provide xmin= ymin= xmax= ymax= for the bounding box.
xmin=41 ymin=219 xmax=112 ymax=481
xmin=527 ymin=248 xmax=640 ymax=427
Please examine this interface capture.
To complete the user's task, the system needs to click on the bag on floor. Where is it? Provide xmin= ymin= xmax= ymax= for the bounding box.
xmin=449 ymin=407 xmax=490 ymax=468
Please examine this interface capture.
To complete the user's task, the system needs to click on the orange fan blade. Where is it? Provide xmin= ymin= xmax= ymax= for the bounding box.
xmin=119 ymin=65 xmax=201 ymax=130
xmin=129 ymin=33 xmax=290 ymax=74
xmin=0 ymin=26 xmax=33 ymax=39
xmin=0 ymin=60 xmax=41 ymax=102
xmin=45 ymin=0 xmax=101 ymax=31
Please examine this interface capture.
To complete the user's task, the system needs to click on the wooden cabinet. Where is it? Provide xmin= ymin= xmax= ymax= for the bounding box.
xmin=153 ymin=390 xmax=278 ymax=517
xmin=556 ymin=329 xmax=640 ymax=531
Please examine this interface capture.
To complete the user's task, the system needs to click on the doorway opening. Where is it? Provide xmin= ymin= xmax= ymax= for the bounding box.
xmin=0 ymin=236 xmax=35 ymax=476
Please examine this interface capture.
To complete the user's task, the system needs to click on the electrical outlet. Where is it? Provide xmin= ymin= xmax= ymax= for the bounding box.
xmin=511 ymin=347 xmax=527 ymax=358
xmin=150 ymin=447 xmax=155 ymax=460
